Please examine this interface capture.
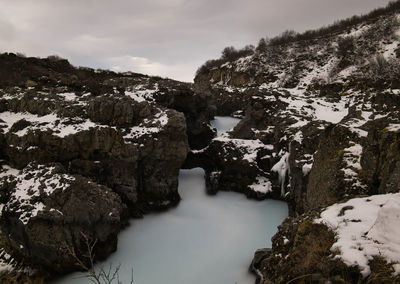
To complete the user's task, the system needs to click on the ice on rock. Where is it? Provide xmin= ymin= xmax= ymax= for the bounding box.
xmin=271 ymin=152 xmax=290 ymax=196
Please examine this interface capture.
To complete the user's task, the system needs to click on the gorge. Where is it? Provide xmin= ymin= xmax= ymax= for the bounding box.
xmin=1 ymin=2 xmax=400 ymax=283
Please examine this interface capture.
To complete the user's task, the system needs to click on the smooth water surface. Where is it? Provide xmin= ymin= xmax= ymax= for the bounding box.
xmin=57 ymin=116 xmax=287 ymax=284
xmin=57 ymin=169 xmax=287 ymax=284
xmin=210 ymin=116 xmax=241 ymax=136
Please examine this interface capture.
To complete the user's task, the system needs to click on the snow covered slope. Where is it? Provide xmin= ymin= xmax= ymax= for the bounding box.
xmin=193 ymin=3 xmax=400 ymax=283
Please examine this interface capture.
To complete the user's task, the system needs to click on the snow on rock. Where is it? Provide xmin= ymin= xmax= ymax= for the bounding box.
xmin=0 ymin=249 xmax=14 ymax=273
xmin=0 ymin=165 xmax=19 ymax=179
xmin=0 ymin=247 xmax=33 ymax=274
xmin=339 ymin=142 xmax=367 ymax=190
xmin=124 ymin=83 xmax=158 ymax=102
xmin=293 ymin=131 xmax=303 ymax=144
xmin=0 ymin=248 xmax=29 ymax=274
xmin=58 ymin=92 xmax=78 ymax=102
xmin=386 ymin=123 xmax=400 ymax=132
xmin=0 ymin=164 xmax=75 ymax=225
xmin=382 ymin=41 xmax=399 ymax=59
xmin=0 ymin=111 xmax=100 ymax=138
xmin=312 ymin=98 xmax=348 ymax=124
xmin=249 ymin=176 xmax=272 ymax=193
xmin=271 ymin=152 xmax=290 ymax=196
xmin=214 ymin=137 xmax=268 ymax=163
xmin=316 ymin=193 xmax=400 ymax=277
xmin=123 ymin=109 xmax=169 ymax=142
xmin=346 ymin=24 xmax=371 ymax=38
xmin=278 ymin=88 xmax=349 ymax=127
xmin=341 ymin=143 xmax=363 ymax=183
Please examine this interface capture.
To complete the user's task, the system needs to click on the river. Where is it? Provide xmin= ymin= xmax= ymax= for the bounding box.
xmin=56 ymin=117 xmax=288 ymax=284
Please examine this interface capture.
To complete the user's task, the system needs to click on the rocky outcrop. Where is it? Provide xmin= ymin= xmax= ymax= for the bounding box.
xmin=305 ymin=125 xmax=360 ymax=210
xmin=153 ymin=83 xmax=216 ymax=149
xmin=192 ymin=3 xmax=400 ymax=282
xmin=0 ymin=92 xmax=189 ymax=214
xmin=0 ymin=163 xmax=125 ymax=274
xmin=362 ymin=123 xmax=400 ymax=194
xmin=0 ymin=54 xmax=193 ymax=274
xmin=250 ymin=215 xmax=360 ymax=284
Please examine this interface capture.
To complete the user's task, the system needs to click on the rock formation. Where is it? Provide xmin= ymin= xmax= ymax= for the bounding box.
xmin=193 ymin=3 xmax=400 ymax=282
xmin=1 ymin=2 xmax=400 ymax=282
xmin=0 ymin=53 xmax=213 ymax=275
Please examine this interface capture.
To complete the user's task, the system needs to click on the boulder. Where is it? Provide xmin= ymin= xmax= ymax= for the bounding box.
xmin=0 ymin=163 xmax=126 ymax=273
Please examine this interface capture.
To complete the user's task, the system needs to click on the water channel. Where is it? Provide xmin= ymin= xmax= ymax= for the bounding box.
xmin=57 ymin=117 xmax=288 ymax=284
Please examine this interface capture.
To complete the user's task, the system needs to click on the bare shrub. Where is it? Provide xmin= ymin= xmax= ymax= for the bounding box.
xmin=196 ymin=45 xmax=255 ymax=76
xmin=337 ymin=37 xmax=355 ymax=57
xmin=46 ymin=54 xmax=65 ymax=61
xmin=269 ymin=30 xmax=298 ymax=46
xmin=66 ymin=233 xmax=133 ymax=284
xmin=365 ymin=54 xmax=400 ymax=83
xmin=258 ymin=0 xmax=400 ymax=48
xmin=256 ymin=38 xmax=268 ymax=51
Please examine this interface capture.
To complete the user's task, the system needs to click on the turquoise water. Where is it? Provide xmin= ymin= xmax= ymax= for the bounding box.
xmin=210 ymin=116 xmax=241 ymax=136
xmin=57 ymin=117 xmax=288 ymax=284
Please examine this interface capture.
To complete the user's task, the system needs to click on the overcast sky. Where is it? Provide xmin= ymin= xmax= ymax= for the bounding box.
xmin=0 ymin=0 xmax=393 ymax=82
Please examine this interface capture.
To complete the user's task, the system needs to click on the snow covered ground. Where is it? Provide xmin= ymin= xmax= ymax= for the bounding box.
xmin=316 ymin=193 xmax=400 ymax=277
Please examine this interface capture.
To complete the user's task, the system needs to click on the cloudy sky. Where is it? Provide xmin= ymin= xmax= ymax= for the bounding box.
xmin=0 ymin=0 xmax=393 ymax=82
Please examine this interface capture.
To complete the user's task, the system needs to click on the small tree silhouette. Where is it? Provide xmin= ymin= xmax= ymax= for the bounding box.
xmin=66 ymin=232 xmax=133 ymax=284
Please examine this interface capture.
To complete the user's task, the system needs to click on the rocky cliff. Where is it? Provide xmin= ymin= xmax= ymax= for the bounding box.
xmin=194 ymin=3 xmax=400 ymax=283
xmin=0 ymin=53 xmax=215 ymax=276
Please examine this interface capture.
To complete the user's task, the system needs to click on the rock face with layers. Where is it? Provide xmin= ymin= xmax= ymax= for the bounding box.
xmin=193 ymin=4 xmax=400 ymax=283
xmin=0 ymin=54 xmax=200 ymax=274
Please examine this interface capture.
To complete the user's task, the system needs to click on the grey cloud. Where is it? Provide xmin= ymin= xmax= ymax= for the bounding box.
xmin=0 ymin=0 xmax=393 ymax=82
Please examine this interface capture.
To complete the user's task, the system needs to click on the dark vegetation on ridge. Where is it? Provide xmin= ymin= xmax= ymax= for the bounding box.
xmin=196 ymin=0 xmax=400 ymax=76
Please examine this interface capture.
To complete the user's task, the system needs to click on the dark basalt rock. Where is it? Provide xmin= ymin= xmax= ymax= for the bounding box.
xmin=0 ymin=163 xmax=126 ymax=274
xmin=306 ymin=125 xmax=360 ymax=210
xmin=257 ymin=214 xmax=362 ymax=284
xmin=154 ymin=82 xmax=216 ymax=149
xmin=0 ymin=53 xmax=192 ymax=274
xmin=249 ymin=248 xmax=271 ymax=284
xmin=362 ymin=121 xmax=400 ymax=194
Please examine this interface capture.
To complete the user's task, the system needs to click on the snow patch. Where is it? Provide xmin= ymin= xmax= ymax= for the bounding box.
xmin=386 ymin=124 xmax=400 ymax=132
xmin=317 ymin=193 xmax=400 ymax=277
xmin=123 ymin=110 xmax=169 ymax=142
xmin=0 ymin=164 xmax=75 ymax=225
xmin=0 ymin=111 xmax=100 ymax=138
xmin=249 ymin=176 xmax=272 ymax=193
xmin=125 ymin=83 xmax=158 ymax=102
xmin=58 ymin=92 xmax=77 ymax=102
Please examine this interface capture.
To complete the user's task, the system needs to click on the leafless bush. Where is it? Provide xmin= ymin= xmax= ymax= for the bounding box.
xmin=368 ymin=54 xmax=388 ymax=74
xmin=365 ymin=54 xmax=400 ymax=82
xmin=268 ymin=30 xmax=298 ymax=46
xmin=46 ymin=54 xmax=65 ymax=61
xmin=337 ymin=37 xmax=355 ymax=57
xmin=256 ymin=38 xmax=268 ymax=51
xmin=66 ymin=232 xmax=133 ymax=284
xmin=257 ymin=0 xmax=400 ymax=48
xmin=196 ymin=45 xmax=254 ymax=76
